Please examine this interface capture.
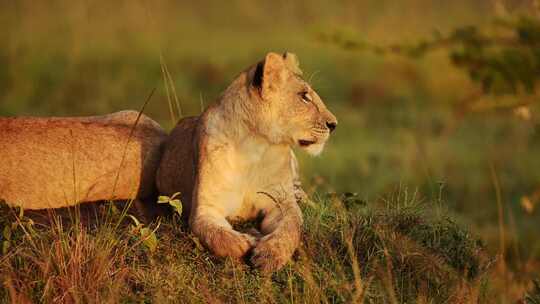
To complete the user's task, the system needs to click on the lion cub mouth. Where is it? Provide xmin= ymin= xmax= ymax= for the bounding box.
xmin=298 ymin=139 xmax=317 ymax=147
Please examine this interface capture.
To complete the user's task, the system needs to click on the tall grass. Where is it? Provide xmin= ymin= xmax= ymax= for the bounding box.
xmin=0 ymin=204 xmax=132 ymax=303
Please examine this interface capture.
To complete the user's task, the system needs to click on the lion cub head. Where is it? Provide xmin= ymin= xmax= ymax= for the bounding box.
xmin=244 ymin=52 xmax=337 ymax=155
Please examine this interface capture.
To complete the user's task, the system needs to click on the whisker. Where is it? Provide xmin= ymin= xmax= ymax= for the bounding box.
xmin=308 ymin=71 xmax=320 ymax=85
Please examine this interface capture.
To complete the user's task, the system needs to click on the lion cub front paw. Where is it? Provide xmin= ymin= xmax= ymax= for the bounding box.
xmin=250 ymin=233 xmax=293 ymax=273
xmin=208 ymin=229 xmax=256 ymax=259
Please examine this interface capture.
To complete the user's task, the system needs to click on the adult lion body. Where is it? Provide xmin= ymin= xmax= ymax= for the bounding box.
xmin=0 ymin=111 xmax=166 ymax=212
xmin=157 ymin=52 xmax=337 ymax=272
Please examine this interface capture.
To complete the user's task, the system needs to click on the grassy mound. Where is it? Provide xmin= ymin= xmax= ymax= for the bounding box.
xmin=0 ymin=190 xmax=489 ymax=303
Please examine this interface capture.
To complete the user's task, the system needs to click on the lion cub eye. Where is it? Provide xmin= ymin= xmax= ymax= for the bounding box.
xmin=299 ymin=91 xmax=312 ymax=103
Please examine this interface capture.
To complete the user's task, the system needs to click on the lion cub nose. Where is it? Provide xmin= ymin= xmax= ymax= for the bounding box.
xmin=326 ymin=121 xmax=337 ymax=133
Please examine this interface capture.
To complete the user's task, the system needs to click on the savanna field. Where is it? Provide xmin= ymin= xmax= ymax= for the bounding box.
xmin=1 ymin=1 xmax=540 ymax=302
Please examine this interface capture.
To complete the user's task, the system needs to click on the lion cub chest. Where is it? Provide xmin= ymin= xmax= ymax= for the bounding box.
xmin=206 ymin=137 xmax=294 ymax=221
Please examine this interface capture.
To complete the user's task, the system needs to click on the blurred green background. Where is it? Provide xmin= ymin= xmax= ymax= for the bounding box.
xmin=1 ymin=0 xmax=539 ymax=270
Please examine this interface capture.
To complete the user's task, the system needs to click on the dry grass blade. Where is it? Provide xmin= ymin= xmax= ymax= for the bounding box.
xmin=109 ymin=88 xmax=156 ymax=200
xmin=345 ymin=231 xmax=366 ymax=304
xmin=160 ymin=53 xmax=182 ymax=124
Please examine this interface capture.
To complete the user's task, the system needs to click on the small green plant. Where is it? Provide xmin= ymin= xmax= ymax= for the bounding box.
xmin=157 ymin=192 xmax=183 ymax=217
xmin=128 ymin=214 xmax=160 ymax=253
xmin=1 ymin=224 xmax=12 ymax=254
xmin=0 ymin=204 xmax=36 ymax=255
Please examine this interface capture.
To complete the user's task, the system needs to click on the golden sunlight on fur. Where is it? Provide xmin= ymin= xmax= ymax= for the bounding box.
xmin=0 ymin=111 xmax=166 ymax=212
xmin=157 ymin=52 xmax=337 ymax=272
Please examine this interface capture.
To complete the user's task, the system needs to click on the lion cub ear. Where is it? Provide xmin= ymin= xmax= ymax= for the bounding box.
xmin=283 ymin=52 xmax=303 ymax=76
xmin=252 ymin=52 xmax=287 ymax=99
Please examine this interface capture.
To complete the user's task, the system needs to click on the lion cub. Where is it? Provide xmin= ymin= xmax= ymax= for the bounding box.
xmin=157 ymin=52 xmax=337 ymax=272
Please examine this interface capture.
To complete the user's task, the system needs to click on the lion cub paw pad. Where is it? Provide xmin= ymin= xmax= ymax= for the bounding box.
xmin=211 ymin=230 xmax=256 ymax=259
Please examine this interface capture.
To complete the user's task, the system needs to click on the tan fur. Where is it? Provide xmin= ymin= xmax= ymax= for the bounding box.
xmin=157 ymin=52 xmax=337 ymax=272
xmin=0 ymin=111 xmax=166 ymax=212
